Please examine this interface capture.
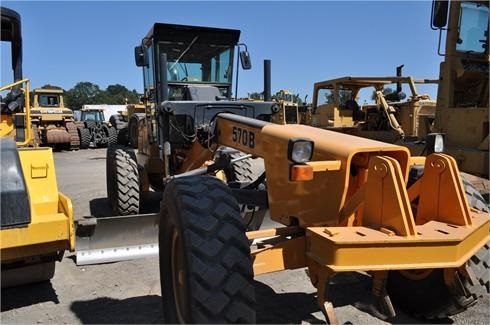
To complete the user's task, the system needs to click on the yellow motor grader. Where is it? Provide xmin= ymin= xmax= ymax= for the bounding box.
xmin=74 ymin=18 xmax=490 ymax=324
xmin=0 ymin=7 xmax=75 ymax=288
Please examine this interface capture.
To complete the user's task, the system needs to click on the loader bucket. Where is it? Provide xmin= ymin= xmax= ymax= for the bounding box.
xmin=75 ymin=213 xmax=159 ymax=265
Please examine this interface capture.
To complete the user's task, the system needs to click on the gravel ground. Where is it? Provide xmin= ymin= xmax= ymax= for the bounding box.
xmin=1 ymin=148 xmax=489 ymax=324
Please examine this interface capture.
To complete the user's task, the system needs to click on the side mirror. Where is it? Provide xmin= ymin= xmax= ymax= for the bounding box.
xmin=240 ymin=51 xmax=252 ymax=70
xmin=134 ymin=46 xmax=148 ymax=67
xmin=432 ymin=0 xmax=448 ymax=28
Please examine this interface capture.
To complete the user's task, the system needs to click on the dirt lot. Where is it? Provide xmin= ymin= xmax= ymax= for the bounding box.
xmin=1 ymin=148 xmax=489 ymax=324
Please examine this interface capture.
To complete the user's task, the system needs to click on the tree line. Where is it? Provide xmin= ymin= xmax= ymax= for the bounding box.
xmin=35 ymin=82 xmax=141 ymax=110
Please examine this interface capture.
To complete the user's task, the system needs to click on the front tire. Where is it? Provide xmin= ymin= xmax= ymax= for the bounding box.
xmin=159 ymin=176 xmax=255 ymax=323
xmin=106 ymin=145 xmax=140 ymax=215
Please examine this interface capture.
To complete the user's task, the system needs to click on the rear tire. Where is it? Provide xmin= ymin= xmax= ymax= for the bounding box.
xmin=128 ymin=115 xmax=140 ymax=149
xmin=107 ymin=145 xmax=140 ymax=215
xmin=104 ymin=125 xmax=117 ymax=146
xmin=78 ymin=127 xmax=90 ymax=149
xmin=116 ymin=127 xmax=129 ymax=146
xmin=159 ymin=176 xmax=255 ymax=323
xmin=460 ymin=173 xmax=490 ymax=293
xmin=227 ymin=150 xmax=267 ymax=231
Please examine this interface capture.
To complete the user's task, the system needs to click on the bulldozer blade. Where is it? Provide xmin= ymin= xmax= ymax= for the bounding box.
xmin=75 ymin=213 xmax=159 ymax=265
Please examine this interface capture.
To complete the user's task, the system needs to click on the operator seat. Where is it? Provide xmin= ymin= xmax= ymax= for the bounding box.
xmin=345 ymin=99 xmax=365 ymax=121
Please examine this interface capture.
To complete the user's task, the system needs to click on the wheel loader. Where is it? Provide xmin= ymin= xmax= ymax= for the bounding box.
xmin=73 ymin=16 xmax=490 ymax=324
xmin=30 ymin=87 xmax=80 ymax=150
xmin=0 ymin=7 xmax=75 ymax=288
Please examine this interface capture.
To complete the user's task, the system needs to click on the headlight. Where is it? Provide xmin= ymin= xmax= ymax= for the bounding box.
xmin=288 ymin=138 xmax=314 ymax=163
xmin=426 ymin=133 xmax=445 ymax=154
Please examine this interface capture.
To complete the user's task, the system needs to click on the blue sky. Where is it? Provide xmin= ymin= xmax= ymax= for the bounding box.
xmin=2 ymin=0 xmax=442 ymax=101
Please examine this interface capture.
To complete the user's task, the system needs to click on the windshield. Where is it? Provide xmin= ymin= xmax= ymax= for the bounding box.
xmin=39 ymin=94 xmax=60 ymax=107
xmin=82 ymin=111 xmax=104 ymax=121
xmin=457 ymin=2 xmax=489 ymax=54
xmin=158 ymin=39 xmax=234 ymax=83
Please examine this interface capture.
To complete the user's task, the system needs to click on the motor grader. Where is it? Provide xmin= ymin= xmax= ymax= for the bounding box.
xmin=30 ymin=87 xmax=80 ymax=150
xmin=71 ymin=18 xmax=490 ymax=324
xmin=0 ymin=6 xmax=75 ymax=288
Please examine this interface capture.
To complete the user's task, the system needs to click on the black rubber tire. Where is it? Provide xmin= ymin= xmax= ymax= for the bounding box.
xmin=229 ymin=151 xmax=255 ymax=183
xmin=159 ymin=176 xmax=255 ymax=323
xmin=387 ymin=269 xmax=477 ymax=319
xmin=386 ymin=167 xmax=488 ymax=318
xmin=78 ymin=127 xmax=90 ymax=149
xmin=128 ymin=115 xmax=140 ymax=149
xmin=106 ymin=144 xmax=121 ymax=211
xmin=84 ymin=120 xmax=96 ymax=129
xmin=107 ymin=146 xmax=140 ymax=215
xmin=228 ymin=151 xmax=267 ymax=231
xmin=460 ymin=173 xmax=489 ymax=293
xmin=105 ymin=125 xmax=117 ymax=146
xmin=116 ymin=127 xmax=129 ymax=146
xmin=109 ymin=114 xmax=126 ymax=130
xmin=461 ymin=173 xmax=489 ymax=212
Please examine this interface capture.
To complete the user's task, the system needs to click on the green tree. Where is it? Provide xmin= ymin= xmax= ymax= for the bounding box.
xmin=65 ymin=82 xmax=102 ymax=110
xmin=97 ymin=84 xmax=140 ymax=104
xmin=248 ymin=92 xmax=262 ymax=100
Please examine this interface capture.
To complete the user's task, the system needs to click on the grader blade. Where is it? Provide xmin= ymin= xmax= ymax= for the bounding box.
xmin=75 ymin=213 xmax=159 ymax=265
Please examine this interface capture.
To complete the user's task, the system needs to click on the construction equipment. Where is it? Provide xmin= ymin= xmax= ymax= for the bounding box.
xmin=1 ymin=6 xmax=75 ymax=288
xmin=74 ymin=106 xmax=117 ymax=148
xmin=310 ymin=71 xmax=439 ymax=151
xmin=270 ymin=89 xmax=312 ymax=125
xmin=108 ymin=103 xmax=146 ymax=148
xmin=74 ymin=18 xmax=490 ymax=324
xmin=30 ymin=87 xmax=80 ymax=150
xmin=430 ymin=0 xmax=489 ymax=178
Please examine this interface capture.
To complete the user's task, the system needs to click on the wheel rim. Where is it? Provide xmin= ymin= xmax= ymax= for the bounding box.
xmin=171 ymin=228 xmax=186 ymax=323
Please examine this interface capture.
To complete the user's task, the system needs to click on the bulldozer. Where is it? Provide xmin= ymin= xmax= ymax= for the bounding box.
xmin=309 ymin=70 xmax=439 ymax=151
xmin=30 ymin=87 xmax=80 ymax=150
xmin=1 ymin=7 xmax=75 ymax=288
xmin=74 ymin=16 xmax=490 ymax=324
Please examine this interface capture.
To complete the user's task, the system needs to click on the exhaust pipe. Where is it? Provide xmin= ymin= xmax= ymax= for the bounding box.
xmin=396 ymin=64 xmax=404 ymax=93
xmin=264 ymin=59 xmax=271 ymax=101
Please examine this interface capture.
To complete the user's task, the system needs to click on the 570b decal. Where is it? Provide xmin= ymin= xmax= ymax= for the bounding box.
xmin=232 ymin=126 xmax=255 ymax=149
